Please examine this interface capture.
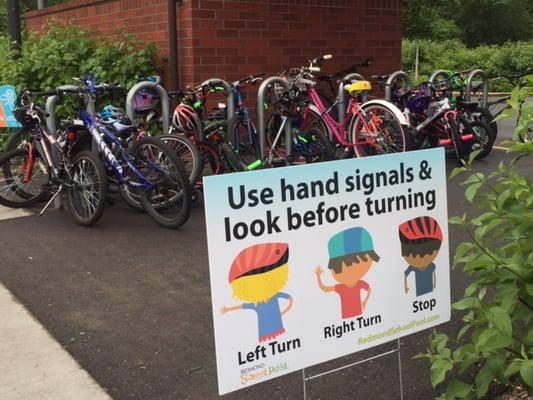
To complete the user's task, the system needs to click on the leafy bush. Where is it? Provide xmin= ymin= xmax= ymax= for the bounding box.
xmin=417 ymin=81 xmax=533 ymax=399
xmin=0 ymin=22 xmax=157 ymax=92
xmin=402 ymin=39 xmax=533 ymax=91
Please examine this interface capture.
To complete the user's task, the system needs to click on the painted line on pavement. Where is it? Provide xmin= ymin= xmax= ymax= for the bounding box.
xmin=0 ymin=284 xmax=112 ymax=400
xmin=0 ymin=205 xmax=33 ymax=221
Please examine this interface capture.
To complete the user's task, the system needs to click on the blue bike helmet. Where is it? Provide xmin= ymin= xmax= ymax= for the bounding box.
xmin=100 ymin=105 xmax=126 ymax=123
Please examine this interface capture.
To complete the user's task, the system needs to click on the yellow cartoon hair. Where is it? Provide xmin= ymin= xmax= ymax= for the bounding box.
xmin=230 ymin=264 xmax=289 ymax=304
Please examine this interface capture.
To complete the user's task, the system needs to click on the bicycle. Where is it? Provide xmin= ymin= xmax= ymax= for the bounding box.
xmin=0 ymin=90 xmax=108 ymax=226
xmin=70 ymin=76 xmax=192 ymax=229
xmin=271 ymin=55 xmax=410 ymax=159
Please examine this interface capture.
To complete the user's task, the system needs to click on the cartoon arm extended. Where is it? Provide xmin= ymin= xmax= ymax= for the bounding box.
xmin=221 ymin=304 xmax=243 ymax=314
xmin=362 ymin=286 xmax=372 ymax=310
xmin=404 ymin=274 xmax=409 ymax=294
xmin=281 ymin=295 xmax=293 ymax=316
xmin=433 ymin=270 xmax=436 ymax=289
xmin=315 ymin=266 xmax=335 ymax=292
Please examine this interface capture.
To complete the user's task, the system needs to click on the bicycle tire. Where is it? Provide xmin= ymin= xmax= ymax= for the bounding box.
xmin=66 ymin=150 xmax=108 ymax=227
xmin=3 ymin=126 xmax=32 ymax=152
xmin=0 ymin=147 xmax=49 ymax=208
xmin=227 ymin=114 xmax=260 ymax=166
xmin=196 ymin=140 xmax=225 ymax=184
xmin=158 ymin=134 xmax=202 ymax=185
xmin=220 ymin=141 xmax=246 ymax=172
xmin=132 ymin=136 xmax=192 ymax=229
xmin=446 ymin=115 xmax=467 ymax=166
xmin=473 ymin=106 xmax=497 ymax=142
xmin=470 ymin=120 xmax=493 ymax=160
xmin=351 ymin=104 xmax=408 ymax=157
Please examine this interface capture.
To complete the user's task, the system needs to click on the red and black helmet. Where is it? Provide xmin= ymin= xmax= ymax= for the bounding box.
xmin=172 ymin=103 xmax=201 ymax=138
xmin=399 ymin=216 xmax=443 ymax=243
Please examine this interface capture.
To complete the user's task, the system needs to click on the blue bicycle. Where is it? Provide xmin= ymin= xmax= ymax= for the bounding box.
xmin=226 ymin=74 xmax=264 ymax=165
xmin=71 ymin=77 xmax=192 ymax=229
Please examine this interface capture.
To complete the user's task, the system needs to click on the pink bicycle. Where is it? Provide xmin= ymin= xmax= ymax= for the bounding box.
xmin=273 ymin=55 xmax=412 ymax=159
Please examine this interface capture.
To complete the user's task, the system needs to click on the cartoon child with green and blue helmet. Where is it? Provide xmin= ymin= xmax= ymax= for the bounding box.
xmin=399 ymin=216 xmax=443 ymax=297
xmin=315 ymin=227 xmax=380 ymax=319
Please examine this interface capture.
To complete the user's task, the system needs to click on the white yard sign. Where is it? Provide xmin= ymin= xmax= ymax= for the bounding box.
xmin=204 ymin=148 xmax=451 ymax=395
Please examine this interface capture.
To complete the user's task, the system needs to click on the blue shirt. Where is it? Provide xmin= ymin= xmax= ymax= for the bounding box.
xmin=243 ymin=292 xmax=290 ymax=341
xmin=405 ymin=263 xmax=436 ymax=296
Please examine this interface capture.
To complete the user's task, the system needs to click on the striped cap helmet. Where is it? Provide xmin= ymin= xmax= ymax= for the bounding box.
xmin=399 ymin=216 xmax=443 ymax=243
xmin=328 ymin=227 xmax=374 ymax=260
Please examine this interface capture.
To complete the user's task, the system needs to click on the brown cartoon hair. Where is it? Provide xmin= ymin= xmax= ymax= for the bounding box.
xmin=328 ymin=250 xmax=380 ymax=273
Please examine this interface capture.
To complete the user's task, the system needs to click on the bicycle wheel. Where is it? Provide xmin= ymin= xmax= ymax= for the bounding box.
xmin=446 ymin=115 xmax=467 ymax=166
xmin=220 ymin=141 xmax=246 ymax=172
xmin=0 ymin=147 xmax=49 ymax=208
xmin=470 ymin=120 xmax=493 ymax=160
xmin=197 ymin=140 xmax=225 ymax=183
xmin=227 ymin=114 xmax=259 ymax=165
xmin=351 ymin=104 xmax=407 ymax=157
xmin=65 ymin=150 xmax=108 ymax=226
xmin=132 ymin=137 xmax=192 ymax=229
xmin=158 ymin=134 xmax=201 ymax=185
xmin=473 ymin=106 xmax=497 ymax=142
xmin=3 ymin=126 xmax=32 ymax=152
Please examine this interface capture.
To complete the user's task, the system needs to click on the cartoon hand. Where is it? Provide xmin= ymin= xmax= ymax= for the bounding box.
xmin=220 ymin=305 xmax=228 ymax=314
xmin=314 ymin=266 xmax=323 ymax=276
xmin=404 ymin=286 xmax=409 ymax=294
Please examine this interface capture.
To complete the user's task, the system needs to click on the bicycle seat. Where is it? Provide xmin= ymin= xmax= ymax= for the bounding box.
xmin=345 ymin=80 xmax=372 ymax=93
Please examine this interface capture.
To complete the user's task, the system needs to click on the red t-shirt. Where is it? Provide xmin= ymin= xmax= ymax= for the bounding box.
xmin=334 ymin=280 xmax=370 ymax=319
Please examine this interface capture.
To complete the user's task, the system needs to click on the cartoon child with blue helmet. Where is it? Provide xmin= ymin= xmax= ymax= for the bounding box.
xmin=315 ymin=227 xmax=380 ymax=319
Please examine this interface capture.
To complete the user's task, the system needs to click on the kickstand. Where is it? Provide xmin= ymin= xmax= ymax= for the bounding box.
xmin=39 ymin=185 xmax=63 ymax=217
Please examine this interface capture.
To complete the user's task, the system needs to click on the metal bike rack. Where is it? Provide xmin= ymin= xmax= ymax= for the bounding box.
xmin=45 ymin=85 xmax=95 ymax=136
xmin=256 ymin=77 xmax=291 ymax=161
xmin=465 ymin=69 xmax=488 ymax=108
xmin=337 ymin=73 xmax=366 ymax=123
xmin=429 ymin=69 xmax=451 ymax=87
xmin=198 ymin=78 xmax=235 ymax=122
xmin=385 ymin=71 xmax=412 ymax=101
xmin=125 ymin=80 xmax=170 ymax=134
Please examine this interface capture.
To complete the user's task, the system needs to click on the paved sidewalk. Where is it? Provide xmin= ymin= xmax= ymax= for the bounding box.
xmin=0 ymin=206 xmax=110 ymax=400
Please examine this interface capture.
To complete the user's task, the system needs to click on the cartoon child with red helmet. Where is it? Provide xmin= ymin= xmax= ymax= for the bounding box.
xmin=221 ymin=243 xmax=293 ymax=343
xmin=315 ymin=227 xmax=380 ymax=319
xmin=398 ymin=216 xmax=443 ymax=297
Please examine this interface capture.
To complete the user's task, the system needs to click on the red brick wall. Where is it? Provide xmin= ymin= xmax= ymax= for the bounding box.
xmin=26 ymin=0 xmax=403 ymax=90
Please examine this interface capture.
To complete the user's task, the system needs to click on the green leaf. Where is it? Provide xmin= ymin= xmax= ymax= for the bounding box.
xmin=520 ymin=359 xmax=533 ymax=387
xmin=526 ymin=285 xmax=533 ymax=296
xmin=446 ymin=379 xmax=472 ymax=399
xmin=453 ymin=297 xmax=479 ymax=311
xmin=487 ymin=306 xmax=513 ymax=337
xmin=504 ymin=359 xmax=521 ymax=377
xmin=475 ymin=364 xmax=495 ymax=398
xmin=474 ymin=329 xmax=512 ymax=353
xmin=465 ymin=182 xmax=483 ymax=203
xmin=449 ymin=166 xmax=467 ymax=180
xmin=449 ymin=215 xmax=466 ymax=225
xmin=431 ymin=358 xmax=453 ymax=387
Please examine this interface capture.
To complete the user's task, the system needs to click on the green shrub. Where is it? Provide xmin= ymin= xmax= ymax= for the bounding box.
xmin=402 ymin=39 xmax=533 ymax=91
xmin=0 ymin=22 xmax=157 ymax=118
xmin=417 ymin=81 xmax=533 ymax=399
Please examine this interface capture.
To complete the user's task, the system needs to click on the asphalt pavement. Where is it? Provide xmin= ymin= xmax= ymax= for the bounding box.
xmin=0 ymin=120 xmax=530 ymax=400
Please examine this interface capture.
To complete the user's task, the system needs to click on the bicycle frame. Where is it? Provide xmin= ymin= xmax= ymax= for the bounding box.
xmin=307 ymin=87 xmax=377 ymax=146
xmin=231 ymin=84 xmax=256 ymax=152
xmin=79 ymin=109 xmax=161 ymax=190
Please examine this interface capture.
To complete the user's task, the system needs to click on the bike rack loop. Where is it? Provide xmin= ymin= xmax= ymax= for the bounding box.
xmin=337 ymin=73 xmax=366 ymax=123
xmin=256 ymin=77 xmax=291 ymax=161
xmin=45 ymin=85 xmax=95 ymax=136
xmin=125 ymin=81 xmax=170 ymax=134
xmin=198 ymin=78 xmax=235 ymax=122
xmin=465 ymin=69 xmax=488 ymax=109
xmin=429 ymin=69 xmax=451 ymax=87
xmin=385 ymin=71 xmax=412 ymax=101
